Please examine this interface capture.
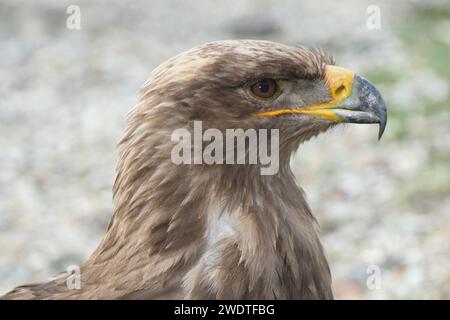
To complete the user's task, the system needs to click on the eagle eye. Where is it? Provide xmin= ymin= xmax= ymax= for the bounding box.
xmin=250 ymin=79 xmax=279 ymax=99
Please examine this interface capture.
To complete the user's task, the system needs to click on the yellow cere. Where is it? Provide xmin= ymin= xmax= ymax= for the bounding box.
xmin=324 ymin=65 xmax=354 ymax=103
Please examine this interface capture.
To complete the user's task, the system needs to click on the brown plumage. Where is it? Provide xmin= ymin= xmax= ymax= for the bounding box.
xmin=1 ymin=40 xmax=386 ymax=300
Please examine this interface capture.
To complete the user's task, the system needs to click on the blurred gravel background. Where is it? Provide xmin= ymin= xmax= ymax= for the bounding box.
xmin=0 ymin=0 xmax=449 ymax=299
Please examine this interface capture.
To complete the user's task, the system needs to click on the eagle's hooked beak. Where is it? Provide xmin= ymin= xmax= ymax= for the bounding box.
xmin=255 ymin=65 xmax=388 ymax=139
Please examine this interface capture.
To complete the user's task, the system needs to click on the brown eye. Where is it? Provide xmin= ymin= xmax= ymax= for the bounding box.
xmin=250 ymin=79 xmax=278 ymax=99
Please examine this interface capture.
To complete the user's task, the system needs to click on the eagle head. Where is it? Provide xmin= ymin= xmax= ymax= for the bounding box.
xmin=138 ymin=39 xmax=387 ymax=164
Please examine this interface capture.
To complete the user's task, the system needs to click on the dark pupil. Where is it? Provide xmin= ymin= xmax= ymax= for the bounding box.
xmin=259 ymin=82 xmax=270 ymax=93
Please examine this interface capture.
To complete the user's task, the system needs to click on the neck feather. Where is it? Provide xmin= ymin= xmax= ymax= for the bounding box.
xmin=79 ymin=106 xmax=332 ymax=299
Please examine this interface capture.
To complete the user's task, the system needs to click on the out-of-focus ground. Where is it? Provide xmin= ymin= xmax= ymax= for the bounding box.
xmin=0 ymin=0 xmax=449 ymax=299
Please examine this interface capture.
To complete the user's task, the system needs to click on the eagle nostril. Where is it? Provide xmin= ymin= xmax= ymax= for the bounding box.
xmin=334 ymin=84 xmax=346 ymax=99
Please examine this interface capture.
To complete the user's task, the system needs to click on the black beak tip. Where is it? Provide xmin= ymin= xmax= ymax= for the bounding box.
xmin=377 ymin=102 xmax=387 ymax=140
xmin=378 ymin=119 xmax=386 ymax=140
xmin=376 ymin=100 xmax=387 ymax=140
